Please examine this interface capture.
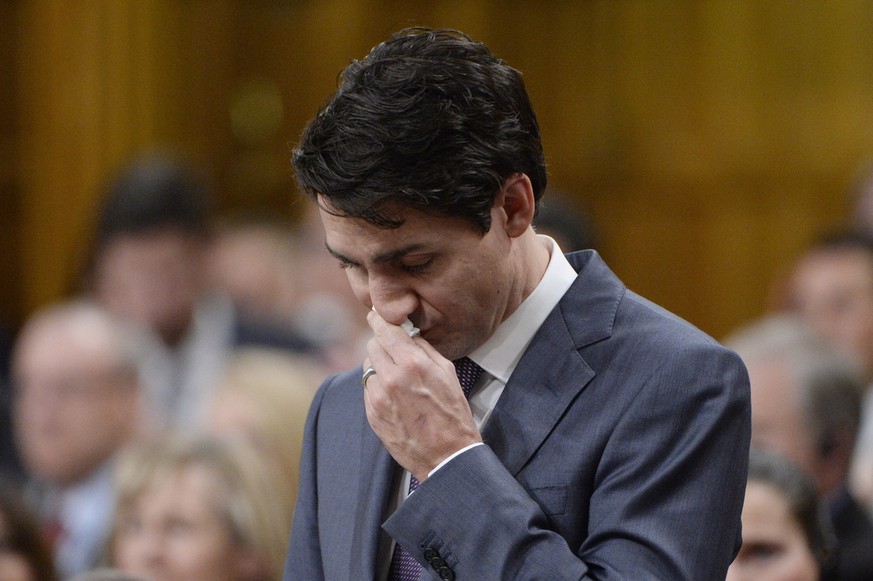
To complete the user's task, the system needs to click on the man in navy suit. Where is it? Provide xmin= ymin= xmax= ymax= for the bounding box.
xmin=285 ymin=27 xmax=751 ymax=580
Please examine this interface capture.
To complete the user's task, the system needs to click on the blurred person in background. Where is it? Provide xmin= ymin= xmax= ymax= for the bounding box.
xmin=207 ymin=209 xmax=372 ymax=374
xmin=11 ymin=300 xmax=146 ymax=579
xmin=207 ymin=216 xmax=302 ymax=332
xmin=726 ymin=315 xmax=873 ymax=581
xmin=727 ymin=448 xmax=837 ymax=581
xmin=70 ymin=570 xmax=146 ymax=581
xmin=288 ymin=203 xmax=370 ymax=374
xmin=785 ymin=231 xmax=873 ymax=511
xmin=0 ymin=392 xmax=22 ymax=487
xmin=109 ymin=435 xmax=290 ymax=581
xmin=205 ymin=347 xmax=320 ymax=512
xmin=84 ymin=151 xmax=313 ymax=430
xmin=846 ymin=162 xmax=873 ymax=236
xmin=0 ymin=481 xmax=56 ymax=581
xmin=0 ymin=324 xmax=22 ymax=485
xmin=531 ymin=188 xmax=599 ymax=253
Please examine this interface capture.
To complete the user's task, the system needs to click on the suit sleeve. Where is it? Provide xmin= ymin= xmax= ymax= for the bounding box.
xmin=283 ymin=384 xmax=328 ymax=581
xmin=383 ymin=344 xmax=751 ymax=580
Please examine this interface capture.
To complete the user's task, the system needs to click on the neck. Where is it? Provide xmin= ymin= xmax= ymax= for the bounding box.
xmin=489 ymin=228 xmax=553 ymax=331
xmin=499 ymin=229 xmax=551 ymax=323
xmin=519 ymin=229 xmax=552 ymax=298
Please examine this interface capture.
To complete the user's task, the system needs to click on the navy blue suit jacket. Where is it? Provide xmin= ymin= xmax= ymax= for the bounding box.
xmin=284 ymin=250 xmax=751 ymax=580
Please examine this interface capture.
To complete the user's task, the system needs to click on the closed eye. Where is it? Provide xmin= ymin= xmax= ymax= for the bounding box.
xmin=740 ymin=541 xmax=783 ymax=562
xmin=402 ymin=258 xmax=433 ymax=275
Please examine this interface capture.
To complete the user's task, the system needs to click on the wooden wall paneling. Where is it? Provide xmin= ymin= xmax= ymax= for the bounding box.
xmin=579 ymin=1 xmax=872 ymax=335
xmin=220 ymin=0 xmax=368 ymax=218
xmin=11 ymin=0 xmax=873 ymax=338
xmin=18 ymin=1 xmax=105 ymax=314
xmin=0 ymin=1 xmax=21 ymax=330
xmin=15 ymin=1 xmax=241 ymax=316
xmin=174 ymin=2 xmax=236 ymax=164
xmin=695 ymin=187 xmax=766 ymax=339
xmin=223 ymin=2 xmax=303 ymax=217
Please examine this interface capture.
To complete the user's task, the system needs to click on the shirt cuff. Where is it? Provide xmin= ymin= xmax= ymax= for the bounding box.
xmin=428 ymin=442 xmax=485 ymax=478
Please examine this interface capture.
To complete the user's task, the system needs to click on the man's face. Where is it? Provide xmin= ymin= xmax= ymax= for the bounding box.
xmin=93 ymin=228 xmax=205 ymax=347
xmin=12 ymin=317 xmax=138 ymax=487
xmin=319 ymin=201 xmax=517 ymax=361
xmin=791 ymin=248 xmax=873 ymax=378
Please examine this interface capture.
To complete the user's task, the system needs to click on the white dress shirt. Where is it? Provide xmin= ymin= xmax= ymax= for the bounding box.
xmin=40 ymin=460 xmax=116 ymax=579
xmin=141 ymin=294 xmax=236 ymax=430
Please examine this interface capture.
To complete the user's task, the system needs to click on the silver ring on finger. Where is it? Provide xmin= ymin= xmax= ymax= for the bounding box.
xmin=361 ymin=366 xmax=377 ymax=389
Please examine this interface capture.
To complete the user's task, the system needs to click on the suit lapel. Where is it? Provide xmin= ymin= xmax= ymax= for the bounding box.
xmin=481 ymin=308 xmax=593 ymax=475
xmin=482 ymin=250 xmax=621 ymax=476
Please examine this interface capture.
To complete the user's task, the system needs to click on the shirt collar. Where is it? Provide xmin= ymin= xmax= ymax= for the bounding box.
xmin=59 ymin=459 xmax=115 ymax=533
xmin=469 ymin=235 xmax=577 ymax=383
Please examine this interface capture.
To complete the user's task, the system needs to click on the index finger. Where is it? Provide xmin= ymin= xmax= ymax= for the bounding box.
xmin=368 ymin=309 xmax=443 ymax=367
xmin=368 ymin=308 xmax=417 ymax=340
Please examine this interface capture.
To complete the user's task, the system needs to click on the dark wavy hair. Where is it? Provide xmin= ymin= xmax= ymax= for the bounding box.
xmin=96 ymin=152 xmax=213 ymax=243
xmin=292 ymin=27 xmax=547 ymax=233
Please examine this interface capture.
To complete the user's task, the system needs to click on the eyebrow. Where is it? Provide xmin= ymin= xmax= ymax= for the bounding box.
xmin=324 ymin=242 xmax=430 ymax=266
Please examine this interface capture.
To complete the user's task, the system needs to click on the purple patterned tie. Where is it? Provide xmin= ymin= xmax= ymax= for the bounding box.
xmin=387 ymin=357 xmax=485 ymax=581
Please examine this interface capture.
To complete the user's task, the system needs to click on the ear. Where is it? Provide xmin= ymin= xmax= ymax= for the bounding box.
xmin=497 ymin=174 xmax=537 ymax=238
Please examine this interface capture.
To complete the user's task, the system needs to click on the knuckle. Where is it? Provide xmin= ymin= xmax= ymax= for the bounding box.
xmin=398 ymin=352 xmax=428 ymax=376
xmin=378 ymin=370 xmax=403 ymax=394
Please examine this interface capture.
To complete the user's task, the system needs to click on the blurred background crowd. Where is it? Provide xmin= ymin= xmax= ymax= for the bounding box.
xmin=4 ymin=2 xmax=873 ymax=580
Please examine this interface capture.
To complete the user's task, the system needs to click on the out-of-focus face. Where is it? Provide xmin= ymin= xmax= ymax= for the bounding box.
xmin=93 ymin=228 xmax=206 ymax=347
xmin=790 ymin=248 xmax=873 ymax=379
xmin=12 ymin=315 xmax=139 ymax=487
xmin=746 ymin=358 xmax=820 ymax=487
xmin=726 ymin=481 xmax=819 ymax=581
xmin=0 ymin=512 xmax=36 ymax=581
xmin=297 ymin=204 xmax=363 ymax=312
xmin=0 ymin=553 xmax=34 ymax=581
xmin=113 ymin=465 xmax=257 ymax=581
xmin=319 ymin=200 xmax=521 ymax=361
xmin=207 ymin=228 xmax=300 ymax=323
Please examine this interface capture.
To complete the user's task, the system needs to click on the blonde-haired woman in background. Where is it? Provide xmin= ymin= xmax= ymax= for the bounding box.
xmin=109 ymin=435 xmax=290 ymax=581
xmin=205 ymin=347 xmax=319 ymax=511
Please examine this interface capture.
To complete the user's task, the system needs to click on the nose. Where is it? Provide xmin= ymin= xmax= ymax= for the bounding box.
xmin=367 ymin=274 xmax=419 ymax=326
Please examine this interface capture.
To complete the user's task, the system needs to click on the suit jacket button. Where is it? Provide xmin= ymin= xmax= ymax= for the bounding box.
xmin=438 ymin=566 xmax=454 ymax=580
xmin=423 ymin=547 xmax=438 ymax=561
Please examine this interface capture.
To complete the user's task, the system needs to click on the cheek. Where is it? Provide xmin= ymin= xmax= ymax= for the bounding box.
xmin=348 ymin=278 xmax=371 ymax=307
xmin=167 ymin=527 xmax=237 ymax=577
xmin=0 ymin=554 xmax=37 ymax=581
xmin=73 ymin=406 xmax=116 ymax=447
xmin=454 ymin=265 xmax=505 ymax=316
xmin=773 ymin=549 xmax=819 ymax=581
xmin=112 ymin=536 xmax=141 ymax=569
xmin=111 ymin=525 xmax=160 ymax=574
